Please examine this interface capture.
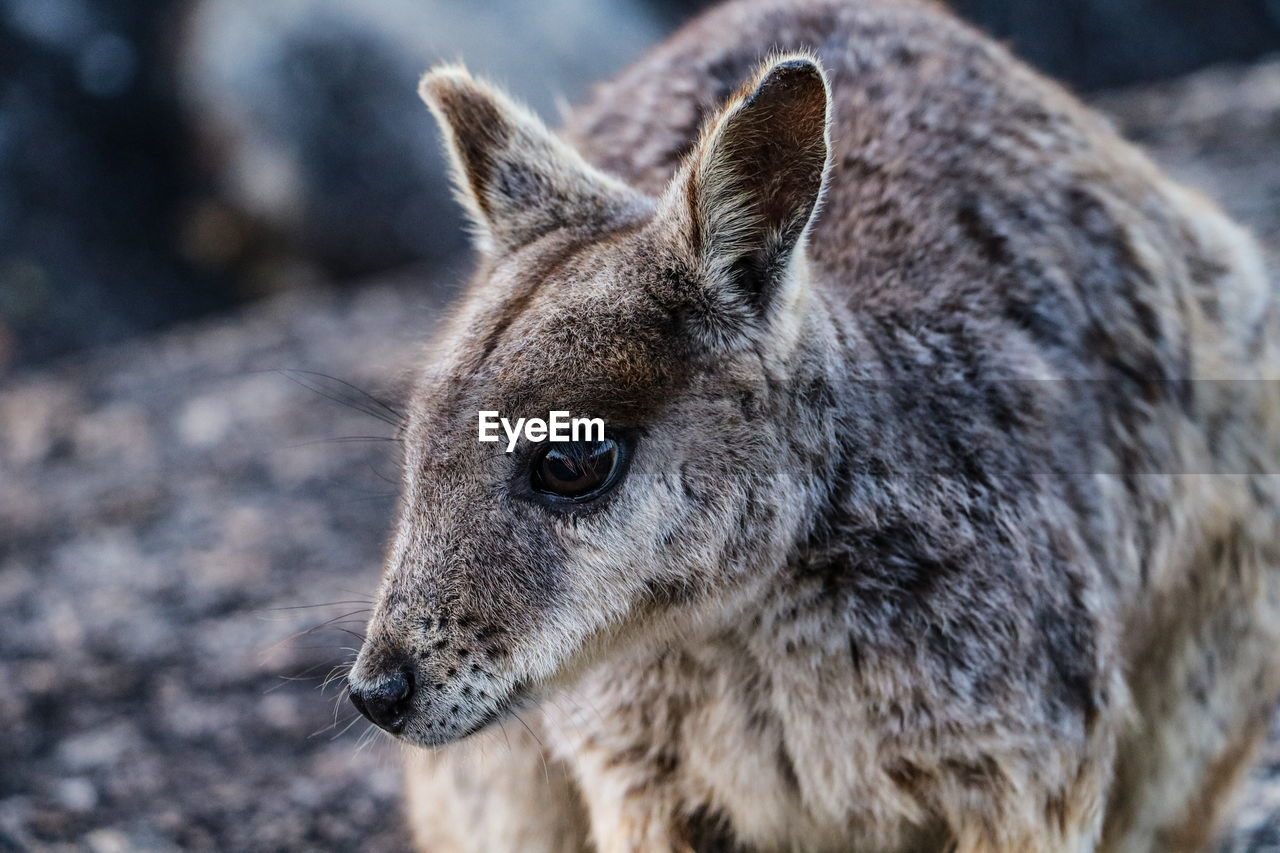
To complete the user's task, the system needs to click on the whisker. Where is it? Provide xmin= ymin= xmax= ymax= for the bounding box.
xmin=320 ymin=662 xmax=355 ymax=693
xmin=261 ymin=600 xmax=373 ymax=613
xmin=512 ymin=711 xmax=551 ymax=788
xmin=330 ymin=710 xmax=367 ymax=741
xmin=273 ymin=368 xmax=405 ymax=427
xmin=309 ymin=700 xmax=354 ymax=739
xmin=356 ymin=724 xmax=384 ymax=753
xmin=367 ymin=462 xmax=401 ymax=487
xmin=330 ymin=684 xmax=353 ymax=729
xmin=259 ymin=609 xmax=373 ymax=656
xmin=265 ymin=659 xmax=341 ymax=693
xmin=286 ymin=436 xmax=403 ymax=449
xmin=498 ymin=718 xmax=513 ymax=755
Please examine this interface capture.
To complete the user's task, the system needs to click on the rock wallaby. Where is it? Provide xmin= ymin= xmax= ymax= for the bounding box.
xmin=346 ymin=0 xmax=1280 ymax=849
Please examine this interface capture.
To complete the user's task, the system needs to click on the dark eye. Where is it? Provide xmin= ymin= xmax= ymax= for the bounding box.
xmin=531 ymin=437 xmax=625 ymax=501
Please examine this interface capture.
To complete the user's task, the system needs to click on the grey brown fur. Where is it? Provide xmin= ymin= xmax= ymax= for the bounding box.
xmin=348 ymin=0 xmax=1280 ymax=850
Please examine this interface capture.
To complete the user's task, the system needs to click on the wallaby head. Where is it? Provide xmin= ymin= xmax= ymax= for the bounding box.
xmin=349 ymin=55 xmax=833 ymax=745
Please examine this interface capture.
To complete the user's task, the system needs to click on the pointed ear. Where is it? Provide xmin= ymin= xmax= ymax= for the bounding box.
xmin=666 ymin=55 xmax=830 ymax=323
xmin=419 ymin=66 xmax=643 ymax=256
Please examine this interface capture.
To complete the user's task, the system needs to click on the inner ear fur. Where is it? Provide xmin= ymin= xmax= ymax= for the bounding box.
xmin=419 ymin=65 xmax=644 ymax=255
xmin=676 ymin=54 xmax=831 ymax=312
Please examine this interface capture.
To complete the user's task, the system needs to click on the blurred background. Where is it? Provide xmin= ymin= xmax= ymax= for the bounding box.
xmin=1 ymin=1 xmax=1279 ymax=851
xmin=2 ymin=0 xmax=1279 ymax=374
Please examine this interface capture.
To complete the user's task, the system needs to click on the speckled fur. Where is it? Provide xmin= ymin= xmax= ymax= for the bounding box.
xmin=349 ymin=1 xmax=1280 ymax=850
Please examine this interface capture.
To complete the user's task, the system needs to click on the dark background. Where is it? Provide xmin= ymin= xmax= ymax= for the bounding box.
xmin=0 ymin=0 xmax=1278 ymax=374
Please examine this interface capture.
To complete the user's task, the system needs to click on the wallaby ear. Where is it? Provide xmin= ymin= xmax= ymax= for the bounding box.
xmin=420 ymin=66 xmax=644 ymax=256
xmin=667 ymin=55 xmax=830 ymax=324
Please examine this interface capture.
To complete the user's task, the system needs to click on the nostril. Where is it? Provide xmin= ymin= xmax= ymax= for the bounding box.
xmin=386 ymin=666 xmax=412 ymax=701
xmin=349 ymin=667 xmax=415 ymax=734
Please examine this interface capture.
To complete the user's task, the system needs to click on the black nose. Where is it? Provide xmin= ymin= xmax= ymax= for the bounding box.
xmin=349 ymin=668 xmax=414 ymax=733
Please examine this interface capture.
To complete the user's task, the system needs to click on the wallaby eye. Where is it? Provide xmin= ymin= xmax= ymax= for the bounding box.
xmin=531 ymin=438 xmax=624 ymax=501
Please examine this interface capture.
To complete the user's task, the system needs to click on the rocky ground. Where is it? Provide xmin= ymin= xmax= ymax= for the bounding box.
xmin=2 ymin=58 xmax=1280 ymax=852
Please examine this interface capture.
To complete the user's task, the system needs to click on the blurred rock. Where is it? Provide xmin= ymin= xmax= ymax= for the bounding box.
xmin=177 ymin=0 xmax=664 ymax=275
xmin=0 ymin=274 xmax=431 ymax=850
xmin=0 ymin=56 xmax=1277 ymax=851
xmin=0 ymin=0 xmax=233 ymax=372
xmin=1094 ymin=55 xmax=1280 ymax=271
xmin=949 ymin=0 xmax=1280 ymax=90
xmin=3 ymin=0 xmax=1277 ymax=377
xmin=622 ymin=0 xmax=1280 ymax=90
